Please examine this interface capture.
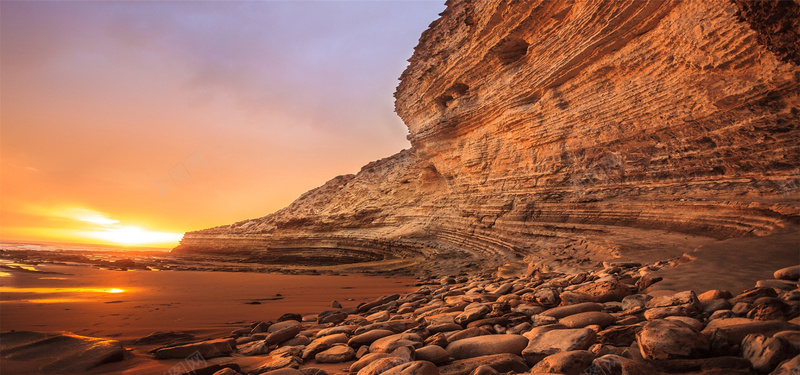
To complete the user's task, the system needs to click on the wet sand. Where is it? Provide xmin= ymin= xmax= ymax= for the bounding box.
xmin=647 ymin=229 xmax=800 ymax=294
xmin=0 ymin=263 xmax=417 ymax=342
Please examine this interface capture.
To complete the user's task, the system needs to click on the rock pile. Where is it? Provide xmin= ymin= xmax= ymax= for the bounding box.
xmin=149 ymin=263 xmax=800 ymax=375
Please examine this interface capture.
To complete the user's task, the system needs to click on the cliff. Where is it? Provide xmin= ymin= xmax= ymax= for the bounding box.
xmin=174 ymin=0 xmax=800 ymax=275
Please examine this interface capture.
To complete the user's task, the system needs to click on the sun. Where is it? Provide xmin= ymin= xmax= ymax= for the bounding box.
xmin=88 ymin=226 xmax=183 ymax=246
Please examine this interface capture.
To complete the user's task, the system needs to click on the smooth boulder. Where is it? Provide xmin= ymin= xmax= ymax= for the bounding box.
xmin=530 ymin=350 xmax=594 ymax=375
xmin=446 ymin=334 xmax=528 ymax=359
xmin=636 ymin=319 xmax=709 ymax=360
xmin=521 ymin=328 xmax=596 ymax=364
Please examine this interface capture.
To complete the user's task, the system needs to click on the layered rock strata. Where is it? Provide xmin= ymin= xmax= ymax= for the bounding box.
xmin=175 ymin=0 xmax=800 ymax=272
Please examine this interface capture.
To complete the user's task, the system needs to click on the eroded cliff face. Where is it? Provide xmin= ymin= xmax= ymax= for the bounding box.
xmin=175 ymin=0 xmax=800 ymax=275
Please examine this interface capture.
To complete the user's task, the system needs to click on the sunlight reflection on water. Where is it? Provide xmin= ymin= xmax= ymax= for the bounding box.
xmin=0 ymin=287 xmax=127 ymax=294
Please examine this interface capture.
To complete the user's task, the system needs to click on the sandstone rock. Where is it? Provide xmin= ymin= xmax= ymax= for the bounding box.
xmin=356 ymin=345 xmax=369 ymax=359
xmin=710 ymin=309 xmax=736 ymax=320
xmin=250 ymin=322 xmax=271 ymax=334
xmin=155 ymin=338 xmax=235 ymax=360
xmin=641 ymin=357 xmax=753 ymax=374
xmin=349 ymin=329 xmax=396 ymax=347
xmin=467 ymin=365 xmax=497 ymax=375
xmin=664 ymin=316 xmax=704 ymax=331
xmin=366 ymin=310 xmax=391 ymax=323
xmin=212 ymin=368 xmax=238 ymax=375
xmin=415 ymin=345 xmax=450 ymax=365
xmin=698 ymin=290 xmax=733 ymax=304
xmin=621 ymin=294 xmax=652 ymax=311
xmin=741 ymin=333 xmax=793 ymax=373
xmin=266 ymin=325 xmax=302 ymax=346
xmin=558 ymin=291 xmax=594 ymax=305
xmin=530 ymin=350 xmax=594 ymax=375
xmin=572 ymin=281 xmax=632 ymax=303
xmin=425 ymin=332 xmax=449 ymax=347
xmin=731 ymin=287 xmax=779 ymax=305
xmin=357 ymin=357 xmax=408 ymax=375
xmin=771 ymin=354 xmax=800 ymax=375
xmin=272 ymin=346 xmax=303 ymax=358
xmin=0 ymin=331 xmax=125 ymax=373
xmin=756 ymin=279 xmax=797 ymax=290
xmin=446 ymin=327 xmax=490 ymax=343
xmin=636 ymin=319 xmax=709 ymax=360
xmin=521 ymin=328 xmax=596 ymax=364
xmin=369 ymin=333 xmax=422 ymax=353
xmin=282 ymin=335 xmax=311 ymax=347
xmin=748 ymin=299 xmax=792 ymax=321
xmin=390 ymin=346 xmax=415 ymax=363
xmin=507 ymin=322 xmax=531 ymax=335
xmin=176 ymin=0 xmax=800 ymax=291
xmin=251 ymin=356 xmax=301 ymax=374
xmin=256 ymin=369 xmax=303 ymax=375
xmin=540 ymin=302 xmax=604 ymax=319
xmin=438 ymin=353 xmax=528 ymax=375
xmin=381 ymin=360 xmax=440 ymax=375
xmin=774 ymin=266 xmax=800 ymax=281
xmin=702 ymin=318 xmax=799 ymax=343
xmin=315 ymin=345 xmax=355 ymax=363
xmin=454 ymin=305 xmax=490 ymax=325
xmin=300 ymin=368 xmax=328 ymax=375
xmin=445 ymin=334 xmax=528 ymax=359
xmin=585 ymin=354 xmax=636 ymax=375
xmin=560 ymin=311 xmax=615 ymax=329
xmin=597 ymin=325 xmax=642 ymax=347
xmin=774 ymin=330 xmax=800 ymax=351
xmin=350 ymin=353 xmax=391 ymax=373
xmin=703 ymin=298 xmax=733 ymax=314
xmin=647 ymin=291 xmax=700 ymax=308
xmin=427 ymin=323 xmax=463 ymax=333
xmin=318 ymin=310 xmax=348 ymax=325
xmin=276 ymin=315 xmax=302 ymax=324
xmin=644 ymin=305 xmax=696 ymax=320
xmin=534 ymin=288 xmax=560 ymax=307
xmin=238 ymin=340 xmax=270 ymax=356
xmin=636 ymin=274 xmax=663 ymax=291
xmin=355 ymin=320 xmax=418 ymax=334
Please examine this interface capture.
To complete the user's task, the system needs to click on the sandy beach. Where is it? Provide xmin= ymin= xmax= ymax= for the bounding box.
xmin=0 ymin=259 xmax=419 ymax=374
xmin=1 ymin=263 xmax=417 ymax=340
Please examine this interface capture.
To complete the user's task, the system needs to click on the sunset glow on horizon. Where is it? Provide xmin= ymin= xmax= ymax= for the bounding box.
xmin=0 ymin=1 xmax=446 ymax=248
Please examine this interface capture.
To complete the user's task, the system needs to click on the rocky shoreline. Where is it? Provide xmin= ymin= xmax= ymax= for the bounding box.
xmin=4 ymin=260 xmax=798 ymax=374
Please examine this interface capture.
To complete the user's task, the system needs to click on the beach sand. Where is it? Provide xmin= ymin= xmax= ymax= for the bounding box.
xmin=1 ymin=263 xmax=417 ymax=374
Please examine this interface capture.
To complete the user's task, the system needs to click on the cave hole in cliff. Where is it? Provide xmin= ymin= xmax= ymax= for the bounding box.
xmin=435 ymin=82 xmax=470 ymax=110
xmin=492 ymin=37 xmax=530 ymax=65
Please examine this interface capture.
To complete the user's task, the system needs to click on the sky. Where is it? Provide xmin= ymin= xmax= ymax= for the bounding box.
xmin=0 ymin=0 xmax=446 ymax=248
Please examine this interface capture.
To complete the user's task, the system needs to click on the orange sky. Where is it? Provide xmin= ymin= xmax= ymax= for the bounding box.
xmin=0 ymin=1 xmax=445 ymax=248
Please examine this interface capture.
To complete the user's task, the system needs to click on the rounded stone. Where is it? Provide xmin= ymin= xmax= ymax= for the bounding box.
xmin=350 ymin=353 xmax=391 ymax=373
xmin=356 ymin=357 xmax=408 ymax=375
xmin=636 ymin=319 xmax=709 ymax=360
xmin=315 ymin=345 xmax=355 ymax=363
xmin=415 ymin=345 xmax=451 ymax=364
xmin=381 ymin=360 xmax=440 ymax=375
xmin=540 ymin=302 xmax=604 ymax=319
xmin=559 ymin=311 xmax=615 ymax=329
xmin=572 ymin=281 xmax=632 ymax=303
xmin=530 ymin=350 xmax=594 ymax=375
xmin=774 ymin=265 xmax=800 ymax=281
xmin=446 ymin=334 xmax=528 ymax=359
xmin=349 ymin=330 xmax=395 ymax=347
